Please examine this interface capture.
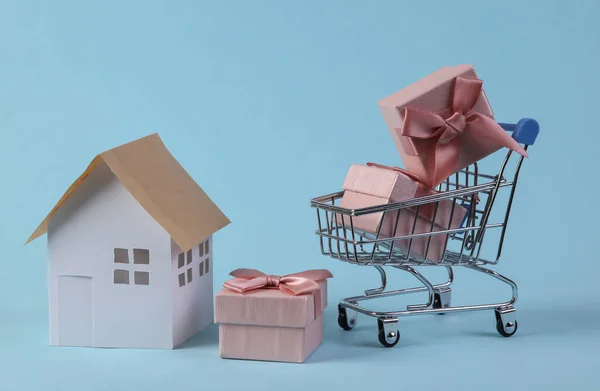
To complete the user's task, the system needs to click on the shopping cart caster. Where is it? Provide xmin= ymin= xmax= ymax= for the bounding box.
xmin=337 ymin=305 xmax=357 ymax=331
xmin=433 ymin=287 xmax=451 ymax=314
xmin=495 ymin=307 xmax=518 ymax=337
xmin=377 ymin=318 xmax=400 ymax=347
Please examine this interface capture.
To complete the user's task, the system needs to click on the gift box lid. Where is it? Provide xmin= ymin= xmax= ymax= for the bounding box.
xmin=341 ymin=163 xmax=468 ymax=229
xmin=377 ymin=64 xmax=494 ymax=119
xmin=214 ymin=280 xmax=328 ymax=328
xmin=376 ymin=64 xmax=514 ymax=188
xmin=342 ymin=163 xmax=420 ymax=202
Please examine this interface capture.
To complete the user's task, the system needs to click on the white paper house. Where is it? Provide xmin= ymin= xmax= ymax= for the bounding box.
xmin=26 ymin=134 xmax=230 ymax=349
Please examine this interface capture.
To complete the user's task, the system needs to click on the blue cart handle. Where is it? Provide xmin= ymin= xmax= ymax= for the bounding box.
xmin=498 ymin=118 xmax=539 ymax=146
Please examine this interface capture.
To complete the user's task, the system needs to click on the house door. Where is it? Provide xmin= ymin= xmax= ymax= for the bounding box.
xmin=58 ymin=276 xmax=93 ymax=347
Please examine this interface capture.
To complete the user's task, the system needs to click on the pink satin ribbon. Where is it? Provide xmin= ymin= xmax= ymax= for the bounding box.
xmin=223 ymin=269 xmax=333 ymax=319
xmin=396 ymin=76 xmax=528 ymax=187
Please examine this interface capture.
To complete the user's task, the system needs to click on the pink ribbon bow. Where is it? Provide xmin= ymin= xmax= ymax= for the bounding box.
xmin=223 ymin=269 xmax=333 ymax=319
xmin=397 ymin=76 xmax=528 ymax=187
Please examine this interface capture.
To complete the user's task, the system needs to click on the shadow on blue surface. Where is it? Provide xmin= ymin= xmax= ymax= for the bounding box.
xmin=2 ymin=301 xmax=600 ymax=355
xmin=177 ymin=323 xmax=220 ymax=349
xmin=308 ymin=301 xmax=600 ymax=363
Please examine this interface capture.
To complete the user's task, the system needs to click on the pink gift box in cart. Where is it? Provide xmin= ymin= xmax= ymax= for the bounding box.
xmin=377 ymin=64 xmax=528 ymax=188
xmin=214 ymin=269 xmax=332 ymax=363
xmin=339 ymin=163 xmax=468 ymax=262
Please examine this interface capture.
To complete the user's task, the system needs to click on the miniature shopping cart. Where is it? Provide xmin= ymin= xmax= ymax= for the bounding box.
xmin=310 ymin=118 xmax=539 ymax=347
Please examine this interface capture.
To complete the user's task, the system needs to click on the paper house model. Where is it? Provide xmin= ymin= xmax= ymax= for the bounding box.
xmin=26 ymin=134 xmax=230 ymax=349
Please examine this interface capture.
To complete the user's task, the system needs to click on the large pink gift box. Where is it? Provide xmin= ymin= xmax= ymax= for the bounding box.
xmin=378 ymin=64 xmax=528 ymax=188
xmin=339 ymin=163 xmax=467 ymax=262
xmin=214 ymin=269 xmax=332 ymax=363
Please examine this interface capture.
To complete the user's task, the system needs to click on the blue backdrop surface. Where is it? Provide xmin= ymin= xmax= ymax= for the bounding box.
xmin=1 ymin=1 xmax=599 ymax=390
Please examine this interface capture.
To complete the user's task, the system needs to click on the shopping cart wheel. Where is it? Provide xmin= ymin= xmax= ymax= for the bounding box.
xmin=495 ymin=307 xmax=518 ymax=337
xmin=337 ymin=305 xmax=357 ymax=331
xmin=377 ymin=318 xmax=400 ymax=348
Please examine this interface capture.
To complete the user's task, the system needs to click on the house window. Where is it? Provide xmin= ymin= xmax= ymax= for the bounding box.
xmin=200 ymin=240 xmax=210 ymax=257
xmin=114 ymin=248 xmax=150 ymax=285
xmin=114 ymin=248 xmax=129 ymax=264
xmin=134 ymin=271 xmax=150 ymax=285
xmin=198 ymin=239 xmax=210 ymax=278
xmin=178 ymin=250 xmax=193 ymax=287
xmin=114 ymin=269 xmax=129 ymax=284
xmin=179 ymin=240 xmax=210 ymax=287
xmin=133 ymin=249 xmax=150 ymax=264
xmin=200 ymin=258 xmax=211 ymax=277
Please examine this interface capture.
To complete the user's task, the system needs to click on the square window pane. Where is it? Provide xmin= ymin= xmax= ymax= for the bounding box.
xmin=134 ymin=271 xmax=150 ymax=285
xmin=187 ymin=268 xmax=193 ymax=283
xmin=199 ymin=261 xmax=204 ymax=277
xmin=114 ymin=269 xmax=129 ymax=284
xmin=199 ymin=243 xmax=204 ymax=257
xmin=178 ymin=273 xmax=186 ymax=287
xmin=205 ymin=258 xmax=210 ymax=274
xmin=178 ymin=253 xmax=185 ymax=269
xmin=187 ymin=250 xmax=192 ymax=265
xmin=205 ymin=240 xmax=210 ymax=255
xmin=133 ymin=249 xmax=150 ymax=264
xmin=114 ymin=248 xmax=129 ymax=264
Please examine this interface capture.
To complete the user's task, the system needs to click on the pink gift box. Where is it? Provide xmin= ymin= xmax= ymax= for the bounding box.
xmin=339 ymin=163 xmax=467 ymax=262
xmin=378 ymin=64 xmax=527 ymax=188
xmin=214 ymin=269 xmax=332 ymax=363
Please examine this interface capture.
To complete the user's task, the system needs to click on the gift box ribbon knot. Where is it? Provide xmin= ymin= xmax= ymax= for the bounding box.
xmin=396 ymin=76 xmax=528 ymax=187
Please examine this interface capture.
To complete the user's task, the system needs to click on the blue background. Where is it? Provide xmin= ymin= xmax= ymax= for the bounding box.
xmin=1 ymin=0 xmax=599 ymax=390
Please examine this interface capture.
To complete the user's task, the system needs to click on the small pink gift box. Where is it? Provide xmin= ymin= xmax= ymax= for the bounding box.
xmin=378 ymin=64 xmax=528 ymax=188
xmin=339 ymin=163 xmax=467 ymax=262
xmin=214 ymin=269 xmax=332 ymax=363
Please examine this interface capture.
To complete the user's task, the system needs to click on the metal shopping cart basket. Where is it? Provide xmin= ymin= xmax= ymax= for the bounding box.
xmin=310 ymin=118 xmax=539 ymax=347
